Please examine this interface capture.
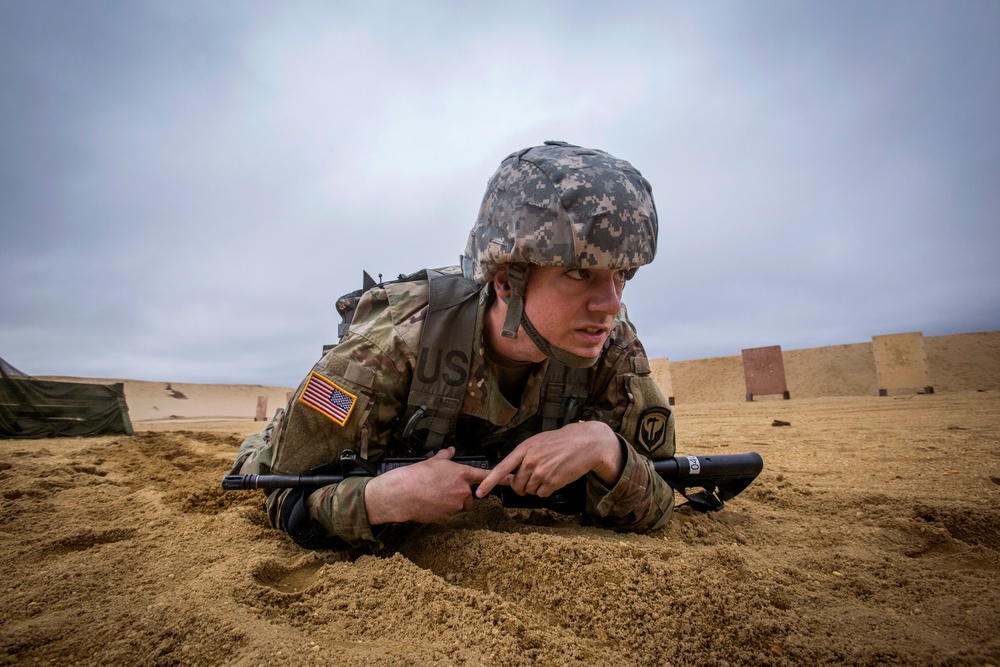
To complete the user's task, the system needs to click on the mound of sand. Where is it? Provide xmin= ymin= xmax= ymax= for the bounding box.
xmin=2 ymin=332 xmax=998 ymax=665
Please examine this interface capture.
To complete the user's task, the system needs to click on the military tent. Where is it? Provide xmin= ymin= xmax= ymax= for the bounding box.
xmin=0 ymin=358 xmax=133 ymax=438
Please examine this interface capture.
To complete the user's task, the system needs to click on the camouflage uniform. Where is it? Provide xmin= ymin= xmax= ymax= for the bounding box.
xmin=236 ymin=141 xmax=676 ymax=551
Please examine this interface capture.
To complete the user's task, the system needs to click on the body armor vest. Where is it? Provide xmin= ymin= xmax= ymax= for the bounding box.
xmin=338 ymin=268 xmax=591 ymax=452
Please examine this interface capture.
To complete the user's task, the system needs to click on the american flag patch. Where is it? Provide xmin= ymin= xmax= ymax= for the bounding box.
xmin=299 ymin=372 xmax=357 ymax=426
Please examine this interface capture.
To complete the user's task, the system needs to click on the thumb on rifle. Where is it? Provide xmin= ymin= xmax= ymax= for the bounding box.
xmin=432 ymin=446 xmax=456 ymax=460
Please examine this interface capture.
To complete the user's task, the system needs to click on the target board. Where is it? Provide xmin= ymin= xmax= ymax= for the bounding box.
xmin=742 ymin=345 xmax=790 ymax=401
xmin=871 ymin=332 xmax=933 ymax=395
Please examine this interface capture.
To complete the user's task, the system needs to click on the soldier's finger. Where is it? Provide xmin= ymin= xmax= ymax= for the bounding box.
xmin=475 ymin=451 xmax=523 ymax=497
xmin=462 ymin=465 xmax=493 ymax=485
xmin=511 ymin=466 xmax=538 ymax=496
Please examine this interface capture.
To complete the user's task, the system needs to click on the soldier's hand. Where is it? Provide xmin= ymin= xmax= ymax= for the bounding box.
xmin=364 ymin=447 xmax=493 ymax=525
xmin=476 ymin=421 xmax=624 ymax=499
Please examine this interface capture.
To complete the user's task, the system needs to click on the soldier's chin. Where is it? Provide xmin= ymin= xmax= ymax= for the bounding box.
xmin=562 ymin=341 xmax=605 ymax=360
xmin=568 ymin=332 xmax=608 ymax=355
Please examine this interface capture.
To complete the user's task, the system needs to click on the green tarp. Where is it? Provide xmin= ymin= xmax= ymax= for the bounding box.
xmin=0 ymin=359 xmax=133 ymax=438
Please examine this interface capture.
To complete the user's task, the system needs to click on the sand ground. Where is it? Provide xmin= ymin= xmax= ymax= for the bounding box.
xmin=2 ymin=335 xmax=999 ymax=665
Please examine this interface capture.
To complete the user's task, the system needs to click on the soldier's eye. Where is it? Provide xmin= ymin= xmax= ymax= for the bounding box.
xmin=565 ymin=269 xmax=589 ymax=280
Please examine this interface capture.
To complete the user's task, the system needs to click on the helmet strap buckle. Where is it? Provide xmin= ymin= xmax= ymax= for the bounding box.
xmin=500 ymin=263 xmax=528 ymax=339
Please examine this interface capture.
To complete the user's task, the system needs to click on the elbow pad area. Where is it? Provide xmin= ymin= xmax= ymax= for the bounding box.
xmin=278 ymin=487 xmax=344 ymax=550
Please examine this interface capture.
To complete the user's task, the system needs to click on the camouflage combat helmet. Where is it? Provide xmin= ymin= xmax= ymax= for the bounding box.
xmin=462 ymin=140 xmax=658 ymax=367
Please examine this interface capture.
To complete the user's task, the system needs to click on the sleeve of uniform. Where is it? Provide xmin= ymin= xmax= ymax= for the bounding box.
xmin=263 ymin=282 xmax=423 ymax=550
xmin=585 ymin=433 xmax=674 ymax=532
xmin=263 ymin=478 xmax=380 ymax=550
xmin=583 ymin=311 xmax=676 ymax=533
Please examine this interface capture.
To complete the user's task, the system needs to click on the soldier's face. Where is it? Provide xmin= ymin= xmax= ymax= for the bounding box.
xmin=522 ymin=265 xmax=626 ymax=359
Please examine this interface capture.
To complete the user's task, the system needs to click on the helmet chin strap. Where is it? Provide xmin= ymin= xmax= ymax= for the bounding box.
xmin=499 ymin=263 xmax=528 ymax=340
xmin=498 ymin=263 xmax=601 ymax=369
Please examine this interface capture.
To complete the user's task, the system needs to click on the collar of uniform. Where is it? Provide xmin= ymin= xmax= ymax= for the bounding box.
xmin=461 ymin=286 xmax=548 ymax=427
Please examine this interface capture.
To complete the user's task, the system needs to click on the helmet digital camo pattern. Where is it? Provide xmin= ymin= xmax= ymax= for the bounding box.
xmin=462 ymin=140 xmax=659 ymax=367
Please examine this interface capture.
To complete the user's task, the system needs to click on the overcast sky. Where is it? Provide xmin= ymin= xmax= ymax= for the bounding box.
xmin=2 ymin=0 xmax=998 ymax=387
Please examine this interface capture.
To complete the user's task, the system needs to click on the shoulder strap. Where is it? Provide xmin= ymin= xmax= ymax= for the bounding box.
xmin=402 ymin=269 xmax=482 ymax=450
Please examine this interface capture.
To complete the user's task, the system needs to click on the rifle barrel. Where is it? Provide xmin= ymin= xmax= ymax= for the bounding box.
xmin=222 ymin=473 xmax=344 ymax=491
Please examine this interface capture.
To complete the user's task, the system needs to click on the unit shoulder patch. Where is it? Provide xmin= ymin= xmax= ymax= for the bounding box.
xmin=635 ymin=406 xmax=671 ymax=455
xmin=299 ymin=372 xmax=357 ymax=426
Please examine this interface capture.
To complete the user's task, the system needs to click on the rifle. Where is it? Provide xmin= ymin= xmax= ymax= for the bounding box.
xmin=223 ymin=450 xmax=763 ymax=513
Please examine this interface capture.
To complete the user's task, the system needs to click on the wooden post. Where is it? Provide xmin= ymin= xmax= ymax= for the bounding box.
xmin=255 ymin=396 xmax=268 ymax=421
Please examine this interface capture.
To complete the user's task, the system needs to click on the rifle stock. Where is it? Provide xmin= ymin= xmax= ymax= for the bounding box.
xmin=652 ymin=452 xmax=764 ymax=511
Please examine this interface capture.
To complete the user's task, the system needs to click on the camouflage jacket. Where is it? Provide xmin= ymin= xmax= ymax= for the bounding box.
xmin=236 ymin=270 xmax=676 ymax=550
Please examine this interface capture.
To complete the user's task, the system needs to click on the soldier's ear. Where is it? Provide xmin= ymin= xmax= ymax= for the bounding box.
xmin=493 ymin=266 xmax=510 ymax=293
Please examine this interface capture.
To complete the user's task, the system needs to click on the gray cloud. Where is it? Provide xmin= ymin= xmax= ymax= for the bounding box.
xmin=2 ymin=0 xmax=998 ymax=386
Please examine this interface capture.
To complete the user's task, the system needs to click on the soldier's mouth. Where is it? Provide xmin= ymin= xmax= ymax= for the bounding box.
xmin=575 ymin=326 xmax=609 ymax=343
